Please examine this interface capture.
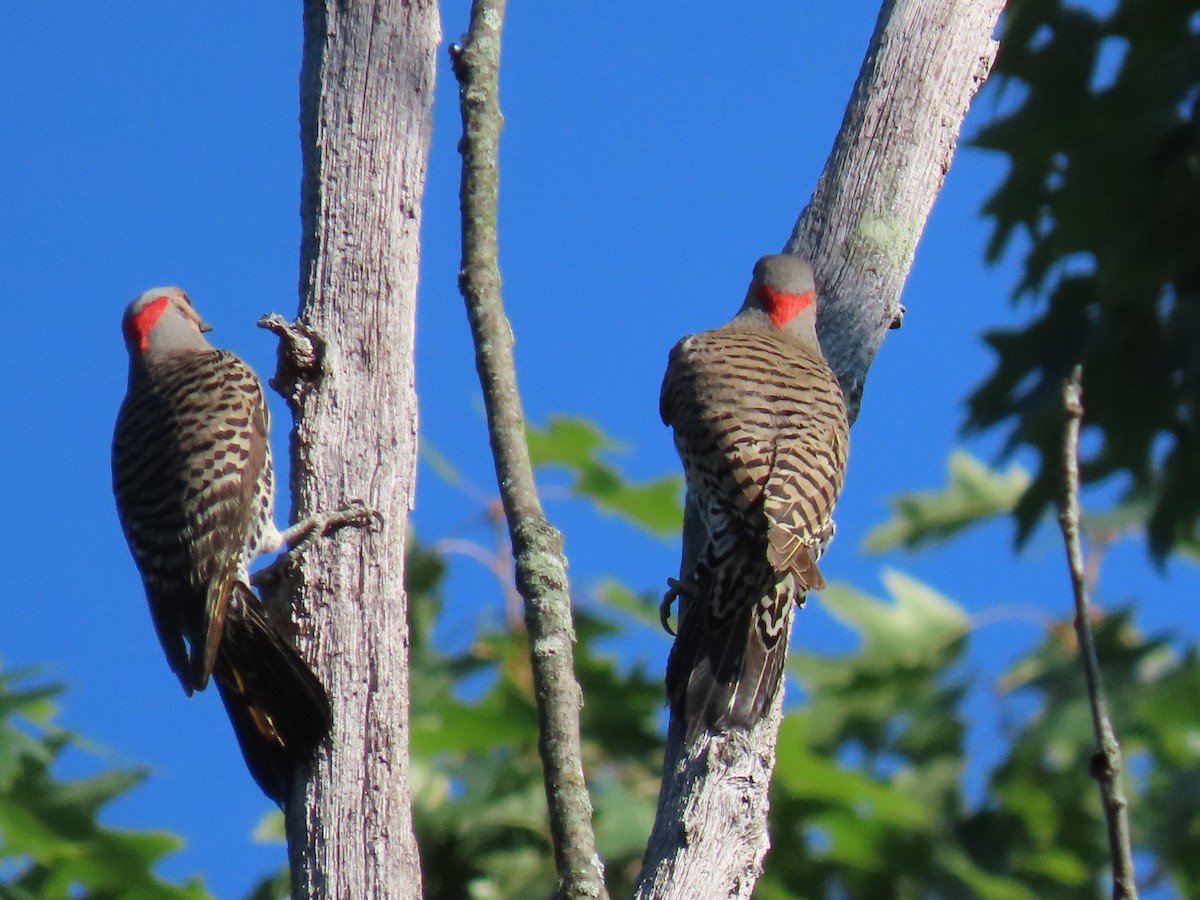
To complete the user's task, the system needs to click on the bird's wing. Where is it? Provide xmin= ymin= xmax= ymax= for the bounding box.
xmin=191 ymin=351 xmax=270 ymax=685
xmin=763 ymin=414 xmax=847 ymax=589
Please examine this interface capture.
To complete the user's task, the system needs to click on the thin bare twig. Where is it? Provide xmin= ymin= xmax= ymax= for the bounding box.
xmin=1058 ymin=366 xmax=1138 ymax=900
xmin=435 ymin=535 xmax=525 ymax=629
xmin=450 ymin=2 xmax=608 ymax=898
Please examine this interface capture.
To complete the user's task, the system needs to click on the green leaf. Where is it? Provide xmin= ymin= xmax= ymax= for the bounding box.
xmin=252 ymin=811 xmax=285 ymax=844
xmin=0 ymin=669 xmax=208 ymax=900
xmin=411 ymin=697 xmax=538 ymax=757
xmin=591 ymin=774 xmax=657 ymax=861
xmin=864 ymin=451 xmax=1030 ymax=552
xmin=938 ymin=848 xmax=1043 ymax=900
xmin=970 ymin=0 xmax=1200 ymax=558
xmin=594 ymin=579 xmax=665 ymax=632
xmin=527 ymin=416 xmax=684 ymax=535
xmin=802 ymin=571 xmax=970 ymax=668
xmin=774 ymin=715 xmax=934 ymax=831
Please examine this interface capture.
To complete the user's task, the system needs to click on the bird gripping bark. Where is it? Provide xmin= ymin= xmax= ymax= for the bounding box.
xmin=112 ymin=287 xmax=372 ymax=803
xmin=660 ymin=255 xmax=849 ymax=740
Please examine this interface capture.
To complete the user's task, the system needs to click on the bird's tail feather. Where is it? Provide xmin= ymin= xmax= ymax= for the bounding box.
xmin=212 ymin=585 xmax=332 ymax=804
xmin=666 ymin=548 xmax=797 ymax=742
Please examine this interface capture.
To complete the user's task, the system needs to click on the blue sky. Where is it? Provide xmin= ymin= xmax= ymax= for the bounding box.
xmin=3 ymin=2 xmax=1191 ymax=896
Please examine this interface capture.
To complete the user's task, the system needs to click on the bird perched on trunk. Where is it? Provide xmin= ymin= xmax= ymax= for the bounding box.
xmin=112 ymin=287 xmax=366 ymax=803
xmin=660 ymin=255 xmax=849 ymax=740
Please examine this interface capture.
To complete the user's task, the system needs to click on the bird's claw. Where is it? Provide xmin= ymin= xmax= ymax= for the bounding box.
xmin=253 ymin=502 xmax=383 ymax=593
xmin=323 ymin=501 xmax=383 ymax=536
xmin=660 ymin=577 xmax=694 ymax=636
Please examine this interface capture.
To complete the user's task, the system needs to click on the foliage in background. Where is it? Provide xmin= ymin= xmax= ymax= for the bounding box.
xmin=0 ymin=668 xmax=207 ymax=900
xmin=763 ymin=459 xmax=1200 ymax=898
xmin=410 ymin=423 xmax=672 ymax=899
xmin=863 ymin=450 xmax=1029 ymax=552
xmin=8 ymin=435 xmax=1200 ymax=897
xmin=11 ymin=417 xmax=1193 ymax=898
xmin=526 ymin=416 xmax=684 ymax=537
xmin=404 ymin=425 xmax=1200 ymax=898
xmin=968 ymin=0 xmax=1200 ymax=557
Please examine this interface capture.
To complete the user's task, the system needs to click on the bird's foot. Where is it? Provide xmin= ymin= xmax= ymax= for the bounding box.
xmin=280 ymin=502 xmax=381 ymax=550
xmin=252 ymin=502 xmax=381 ymax=590
xmin=660 ymin=576 xmax=696 ymax=636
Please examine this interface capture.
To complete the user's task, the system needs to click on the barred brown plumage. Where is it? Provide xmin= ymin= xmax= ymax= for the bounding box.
xmin=112 ymin=287 xmax=332 ymax=804
xmin=660 ymin=255 xmax=849 ymax=740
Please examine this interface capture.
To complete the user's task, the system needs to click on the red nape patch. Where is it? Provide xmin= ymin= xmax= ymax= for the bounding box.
xmin=758 ymin=285 xmax=814 ymax=328
xmin=122 ymin=295 xmax=170 ymax=353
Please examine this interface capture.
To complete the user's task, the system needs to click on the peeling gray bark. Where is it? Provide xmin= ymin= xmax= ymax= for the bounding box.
xmin=636 ymin=710 xmax=784 ymax=900
xmin=269 ymin=2 xmax=440 ymax=898
xmin=637 ymin=1 xmax=1006 ymax=896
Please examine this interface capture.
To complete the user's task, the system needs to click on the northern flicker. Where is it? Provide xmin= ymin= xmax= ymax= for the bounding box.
xmin=112 ymin=287 xmax=358 ymax=803
xmin=660 ymin=254 xmax=849 ymax=739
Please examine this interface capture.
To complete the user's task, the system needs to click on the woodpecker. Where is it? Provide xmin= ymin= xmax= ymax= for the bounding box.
xmin=112 ymin=287 xmax=344 ymax=803
xmin=660 ymin=255 xmax=849 ymax=739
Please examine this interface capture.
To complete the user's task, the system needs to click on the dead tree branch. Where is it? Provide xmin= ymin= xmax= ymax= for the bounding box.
xmin=637 ymin=0 xmax=1007 ymax=895
xmin=450 ymin=2 xmax=608 ymax=897
xmin=1058 ymin=367 xmax=1138 ymax=900
xmin=270 ymin=2 xmax=439 ymax=897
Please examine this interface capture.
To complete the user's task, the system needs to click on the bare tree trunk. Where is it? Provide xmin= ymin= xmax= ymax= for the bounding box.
xmin=636 ymin=1 xmax=1005 ymax=896
xmin=269 ymin=2 xmax=439 ymax=897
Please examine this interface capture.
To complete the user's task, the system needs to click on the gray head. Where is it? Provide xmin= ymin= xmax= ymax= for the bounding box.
xmin=121 ymin=287 xmax=213 ymax=361
xmin=737 ymin=254 xmax=819 ymax=335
